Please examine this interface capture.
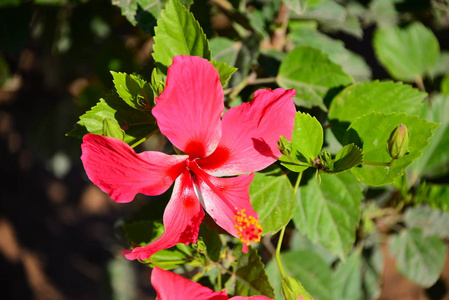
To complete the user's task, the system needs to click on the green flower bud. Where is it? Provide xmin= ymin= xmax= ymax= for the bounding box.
xmin=281 ymin=276 xmax=313 ymax=300
xmin=387 ymin=124 xmax=410 ymax=159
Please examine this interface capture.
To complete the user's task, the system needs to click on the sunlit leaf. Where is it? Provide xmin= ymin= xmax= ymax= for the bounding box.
xmin=289 ymin=27 xmax=371 ymax=82
xmin=343 ymin=112 xmax=439 ymax=186
xmin=152 ymin=0 xmax=210 ymax=68
xmin=328 ymin=81 xmax=426 ymax=123
xmin=277 ymin=46 xmax=353 ymax=110
xmin=250 ymin=169 xmax=296 ymax=235
xmin=111 ymin=71 xmax=154 ymax=111
xmin=293 ymin=172 xmax=363 ymax=259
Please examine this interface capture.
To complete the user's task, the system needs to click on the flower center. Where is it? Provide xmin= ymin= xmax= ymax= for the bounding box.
xmin=234 ymin=208 xmax=262 ymax=246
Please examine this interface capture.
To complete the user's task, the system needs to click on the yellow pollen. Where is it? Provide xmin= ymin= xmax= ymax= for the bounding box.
xmin=234 ymin=208 xmax=262 ymax=246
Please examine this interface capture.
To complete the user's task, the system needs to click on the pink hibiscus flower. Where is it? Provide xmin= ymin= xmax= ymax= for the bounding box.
xmin=151 ymin=267 xmax=273 ymax=300
xmin=81 ymin=55 xmax=296 ymax=260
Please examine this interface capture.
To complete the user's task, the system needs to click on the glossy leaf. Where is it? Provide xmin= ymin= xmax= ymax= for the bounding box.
xmin=373 ymin=22 xmax=440 ymax=82
xmin=249 ymin=169 xmax=296 ymax=235
xmin=111 ymin=71 xmax=153 ymax=111
xmin=389 ymin=228 xmax=446 ymax=287
xmin=225 ymin=245 xmax=275 ymax=298
xmin=67 ymin=94 xmax=157 ymax=147
xmin=293 ymin=172 xmax=363 ymax=259
xmin=277 ymin=46 xmax=353 ymax=110
xmin=152 ymin=0 xmax=211 ymax=68
xmin=411 ymin=95 xmax=449 ymax=178
xmin=328 ymin=81 xmax=426 ymax=123
xmin=343 ymin=112 xmax=439 ymax=186
xmin=266 ymin=249 xmax=333 ymax=300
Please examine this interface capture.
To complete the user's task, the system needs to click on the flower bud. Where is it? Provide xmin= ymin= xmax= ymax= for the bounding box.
xmin=282 ymin=276 xmax=313 ymax=300
xmin=387 ymin=124 xmax=410 ymax=159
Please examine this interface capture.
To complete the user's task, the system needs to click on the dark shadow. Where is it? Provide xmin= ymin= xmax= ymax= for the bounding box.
xmin=426 ymin=279 xmax=447 ymax=300
xmin=252 ymin=137 xmax=277 ymax=159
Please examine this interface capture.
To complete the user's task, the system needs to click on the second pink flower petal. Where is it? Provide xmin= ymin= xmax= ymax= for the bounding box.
xmin=123 ymin=170 xmax=204 ymax=260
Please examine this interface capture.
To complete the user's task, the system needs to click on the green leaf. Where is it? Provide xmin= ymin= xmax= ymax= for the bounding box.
xmin=122 ymin=220 xmax=164 ymax=246
xmin=405 ymin=205 xmax=449 ymax=239
xmin=325 ymin=144 xmax=363 ymax=174
xmin=343 ymin=112 xmax=439 ymax=186
xmin=389 ymin=228 xmax=446 ymax=287
xmin=103 ymin=118 xmax=125 ymax=140
xmin=414 ymin=183 xmax=449 ymax=212
xmin=152 ymin=0 xmax=211 ymax=68
xmin=368 ymin=0 xmax=398 ymax=28
xmin=293 ymin=172 xmax=363 ymax=259
xmin=111 ymin=72 xmax=154 ymax=111
xmin=328 ymin=81 xmax=426 ymax=123
xmin=277 ymin=46 xmax=353 ymax=110
xmin=289 ymin=27 xmax=371 ymax=82
xmin=442 ymin=74 xmax=449 ymax=95
xmin=228 ymin=34 xmax=260 ymax=88
xmin=210 ymin=37 xmax=239 ymax=67
xmin=280 ymin=112 xmax=323 ymax=172
xmin=211 ymin=60 xmax=237 ymax=87
xmin=198 ymin=225 xmax=221 ymax=262
xmin=67 ymin=93 xmax=158 ymax=147
xmin=411 ymin=94 xmax=449 ymax=178
xmin=225 ymin=245 xmax=275 ymax=298
xmin=150 ymin=247 xmax=191 ymax=270
xmin=373 ymin=22 xmax=440 ymax=82
xmin=266 ymin=250 xmax=333 ymax=300
xmin=332 ymin=248 xmax=383 ymax=300
xmin=249 ymin=169 xmax=296 ymax=235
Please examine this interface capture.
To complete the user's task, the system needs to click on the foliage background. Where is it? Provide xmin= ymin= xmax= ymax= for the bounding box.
xmin=0 ymin=0 xmax=448 ymax=300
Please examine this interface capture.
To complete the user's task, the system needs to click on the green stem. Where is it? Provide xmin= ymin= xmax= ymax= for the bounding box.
xmin=275 ymin=226 xmax=288 ymax=279
xmin=217 ymin=268 xmax=222 ymax=291
xmin=275 ymin=172 xmax=303 ymax=279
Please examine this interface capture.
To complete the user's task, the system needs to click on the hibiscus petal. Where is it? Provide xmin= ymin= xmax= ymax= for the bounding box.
xmin=123 ymin=170 xmax=204 ymax=260
xmin=81 ymin=134 xmax=188 ymax=203
xmin=151 ymin=267 xmax=228 ymax=300
xmin=152 ymin=55 xmax=224 ymax=159
xmin=198 ymin=88 xmax=296 ymax=176
xmin=190 ymin=164 xmax=261 ymax=252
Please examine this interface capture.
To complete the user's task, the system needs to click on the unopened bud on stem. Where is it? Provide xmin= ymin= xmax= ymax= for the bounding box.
xmin=387 ymin=124 xmax=410 ymax=159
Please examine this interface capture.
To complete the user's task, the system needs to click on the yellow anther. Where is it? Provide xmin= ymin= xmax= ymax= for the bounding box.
xmin=234 ymin=208 xmax=262 ymax=246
